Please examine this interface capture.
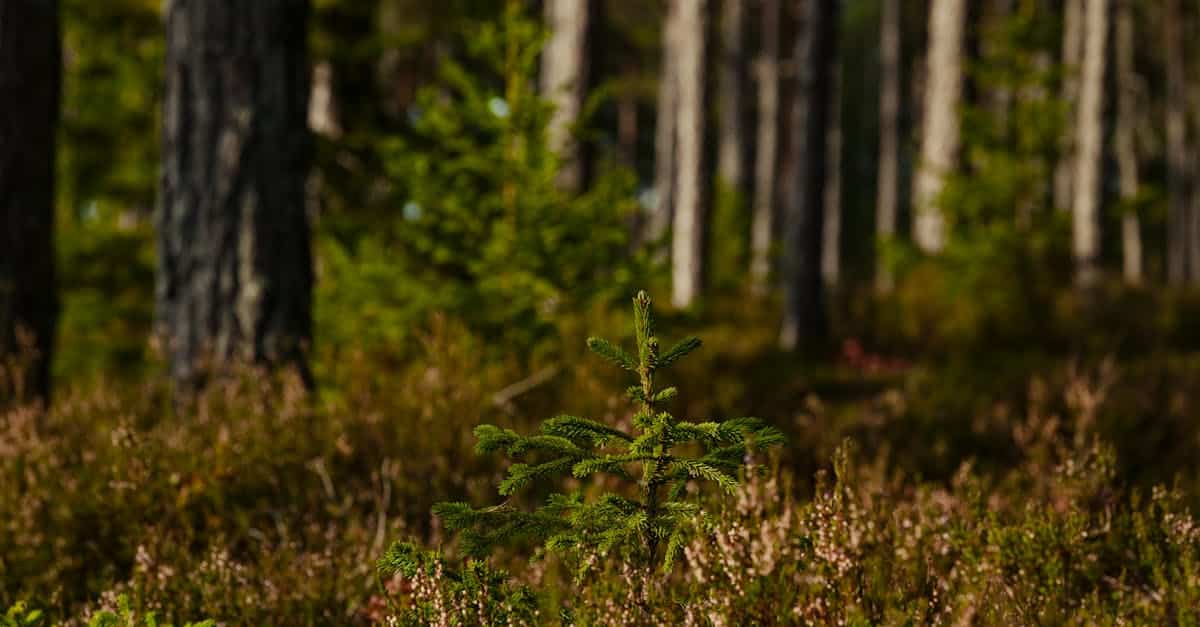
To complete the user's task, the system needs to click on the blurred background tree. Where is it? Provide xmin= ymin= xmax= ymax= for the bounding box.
xmin=0 ymin=0 xmax=1194 ymax=395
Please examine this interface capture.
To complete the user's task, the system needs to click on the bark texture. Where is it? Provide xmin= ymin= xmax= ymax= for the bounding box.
xmin=159 ymin=0 xmax=314 ymax=387
xmin=1071 ymin=0 xmax=1108 ymax=288
xmin=1114 ymin=0 xmax=1140 ymax=284
xmin=780 ymin=0 xmax=838 ymax=351
xmin=875 ymin=0 xmax=901 ymax=292
xmin=541 ymin=0 xmax=590 ymax=191
xmin=670 ymin=0 xmax=707 ymax=308
xmin=750 ymin=0 xmax=781 ymax=293
xmin=716 ymin=0 xmax=746 ymax=191
xmin=0 ymin=0 xmax=59 ymax=402
xmin=912 ymin=0 xmax=965 ymax=254
xmin=1165 ymin=0 xmax=1195 ymax=285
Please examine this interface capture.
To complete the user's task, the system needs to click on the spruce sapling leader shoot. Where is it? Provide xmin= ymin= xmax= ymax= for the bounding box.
xmin=433 ymin=291 xmax=783 ymax=571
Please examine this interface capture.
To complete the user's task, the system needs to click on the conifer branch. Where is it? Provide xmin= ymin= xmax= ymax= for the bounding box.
xmin=432 ymin=289 xmax=783 ymax=574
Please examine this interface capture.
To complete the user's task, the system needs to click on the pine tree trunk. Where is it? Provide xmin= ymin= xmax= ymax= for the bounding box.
xmin=158 ymin=0 xmax=314 ymax=388
xmin=617 ymin=66 xmax=639 ymax=169
xmin=821 ymin=57 xmax=843 ymax=288
xmin=1165 ymin=0 xmax=1192 ymax=285
xmin=541 ymin=0 xmax=589 ymax=191
xmin=716 ymin=0 xmax=746 ymax=191
xmin=912 ymin=0 xmax=965 ymax=254
xmin=670 ymin=0 xmax=707 ymax=309
xmin=1071 ymin=0 xmax=1108 ymax=288
xmin=750 ymin=0 xmax=781 ymax=293
xmin=780 ymin=0 xmax=838 ymax=351
xmin=1114 ymin=0 xmax=1141 ymax=284
xmin=875 ymin=0 xmax=901 ymax=292
xmin=0 ymin=0 xmax=59 ymax=403
xmin=1054 ymin=0 xmax=1084 ymax=212
xmin=649 ymin=0 xmax=679 ymax=252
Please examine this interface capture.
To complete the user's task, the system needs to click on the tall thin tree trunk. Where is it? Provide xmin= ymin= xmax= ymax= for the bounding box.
xmin=821 ymin=57 xmax=843 ymax=287
xmin=0 ymin=0 xmax=59 ymax=403
xmin=159 ymin=0 xmax=314 ymax=389
xmin=1165 ymin=0 xmax=1192 ymax=285
xmin=716 ymin=0 xmax=746 ymax=191
xmin=1071 ymin=0 xmax=1108 ymax=288
xmin=618 ymin=66 xmax=639 ymax=169
xmin=912 ymin=0 xmax=966 ymax=254
xmin=1114 ymin=0 xmax=1141 ymax=284
xmin=650 ymin=1 xmax=679 ymax=252
xmin=780 ymin=0 xmax=838 ymax=351
xmin=1054 ymin=0 xmax=1084 ymax=212
xmin=875 ymin=0 xmax=901 ymax=292
xmin=541 ymin=0 xmax=589 ymax=190
xmin=671 ymin=0 xmax=707 ymax=308
xmin=750 ymin=0 xmax=781 ymax=293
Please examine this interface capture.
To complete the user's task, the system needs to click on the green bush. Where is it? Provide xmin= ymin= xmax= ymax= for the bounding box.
xmin=318 ymin=0 xmax=639 ymax=357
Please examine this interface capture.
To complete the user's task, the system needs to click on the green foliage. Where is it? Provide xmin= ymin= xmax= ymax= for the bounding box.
xmin=882 ymin=1 xmax=1073 ymax=352
xmin=320 ymin=0 xmax=638 ymax=354
xmin=54 ymin=208 xmax=156 ymax=381
xmin=1 ymin=602 xmax=42 ymax=627
xmin=375 ymin=542 xmax=537 ymax=625
xmin=434 ymin=291 xmax=782 ymax=572
xmin=86 ymin=595 xmax=212 ymax=627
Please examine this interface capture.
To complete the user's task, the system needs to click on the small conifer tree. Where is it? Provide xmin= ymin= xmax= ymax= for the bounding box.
xmin=433 ymin=291 xmax=783 ymax=572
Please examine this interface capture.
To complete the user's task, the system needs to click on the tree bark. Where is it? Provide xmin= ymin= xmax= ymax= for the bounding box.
xmin=750 ymin=0 xmax=781 ymax=293
xmin=1114 ymin=0 xmax=1140 ymax=284
xmin=649 ymin=0 xmax=679 ymax=252
xmin=670 ymin=0 xmax=707 ymax=308
xmin=1054 ymin=0 xmax=1084 ymax=212
xmin=780 ymin=0 xmax=838 ymax=351
xmin=1165 ymin=0 xmax=1193 ymax=285
xmin=716 ymin=0 xmax=746 ymax=191
xmin=912 ymin=0 xmax=966 ymax=254
xmin=0 ymin=0 xmax=59 ymax=403
xmin=821 ymin=57 xmax=843 ymax=288
xmin=158 ymin=0 xmax=314 ymax=388
xmin=875 ymin=0 xmax=901 ymax=292
xmin=1071 ymin=0 xmax=1108 ymax=289
xmin=541 ymin=0 xmax=590 ymax=191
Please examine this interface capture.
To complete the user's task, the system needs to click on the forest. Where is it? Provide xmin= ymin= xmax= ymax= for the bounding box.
xmin=4 ymin=0 xmax=1200 ymax=624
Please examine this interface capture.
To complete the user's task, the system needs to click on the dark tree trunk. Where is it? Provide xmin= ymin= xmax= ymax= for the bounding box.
xmin=779 ymin=0 xmax=838 ymax=351
xmin=1165 ymin=0 xmax=1193 ymax=285
xmin=158 ymin=0 xmax=314 ymax=388
xmin=0 ymin=0 xmax=59 ymax=403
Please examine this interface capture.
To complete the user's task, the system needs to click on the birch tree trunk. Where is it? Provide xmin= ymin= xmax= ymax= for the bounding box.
xmin=912 ymin=0 xmax=966 ymax=254
xmin=1114 ymin=0 xmax=1141 ymax=284
xmin=716 ymin=0 xmax=746 ymax=191
xmin=1165 ymin=0 xmax=1193 ymax=285
xmin=780 ymin=0 xmax=838 ymax=351
xmin=1071 ymin=0 xmax=1108 ymax=288
xmin=541 ymin=0 xmax=590 ymax=191
xmin=821 ymin=58 xmax=843 ymax=288
xmin=649 ymin=0 xmax=679 ymax=251
xmin=158 ymin=0 xmax=314 ymax=389
xmin=750 ymin=0 xmax=781 ymax=293
xmin=875 ymin=0 xmax=901 ymax=292
xmin=0 ymin=0 xmax=59 ymax=402
xmin=1054 ymin=0 xmax=1084 ymax=212
xmin=670 ymin=0 xmax=707 ymax=308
